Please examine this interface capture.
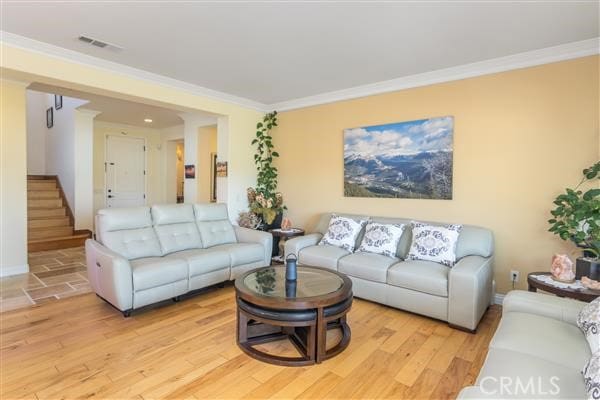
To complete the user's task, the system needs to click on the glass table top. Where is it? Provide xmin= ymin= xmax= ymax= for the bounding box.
xmin=243 ymin=266 xmax=344 ymax=298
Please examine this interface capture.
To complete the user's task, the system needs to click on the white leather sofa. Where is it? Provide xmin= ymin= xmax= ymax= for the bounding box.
xmin=285 ymin=213 xmax=494 ymax=331
xmin=85 ymin=203 xmax=272 ymax=316
xmin=458 ymin=291 xmax=589 ymax=399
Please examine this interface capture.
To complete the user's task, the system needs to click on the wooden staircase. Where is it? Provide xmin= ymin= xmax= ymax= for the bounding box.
xmin=27 ymin=176 xmax=91 ymax=252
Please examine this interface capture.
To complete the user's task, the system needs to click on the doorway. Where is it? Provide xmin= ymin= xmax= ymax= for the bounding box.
xmin=105 ymin=135 xmax=146 ymax=208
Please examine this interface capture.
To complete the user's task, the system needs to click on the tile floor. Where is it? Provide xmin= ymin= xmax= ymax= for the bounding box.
xmin=0 ymin=246 xmax=90 ymax=313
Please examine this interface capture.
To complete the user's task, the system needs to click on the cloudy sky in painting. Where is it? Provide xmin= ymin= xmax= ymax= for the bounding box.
xmin=344 ymin=116 xmax=453 ymax=158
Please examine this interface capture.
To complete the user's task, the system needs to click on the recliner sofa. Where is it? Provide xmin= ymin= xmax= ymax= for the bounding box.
xmin=85 ymin=203 xmax=272 ymax=316
xmin=285 ymin=213 xmax=494 ymax=331
xmin=458 ymin=290 xmax=589 ymax=399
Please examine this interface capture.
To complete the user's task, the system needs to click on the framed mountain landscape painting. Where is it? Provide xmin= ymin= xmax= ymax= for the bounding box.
xmin=344 ymin=116 xmax=454 ymax=199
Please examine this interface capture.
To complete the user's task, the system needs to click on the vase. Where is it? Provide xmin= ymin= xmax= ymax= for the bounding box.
xmin=575 ymin=257 xmax=600 ymax=280
xmin=258 ymin=212 xmax=283 ymax=257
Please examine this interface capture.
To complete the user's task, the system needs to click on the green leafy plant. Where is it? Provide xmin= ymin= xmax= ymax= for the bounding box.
xmin=548 ymin=161 xmax=600 ymax=259
xmin=247 ymin=111 xmax=285 ymax=225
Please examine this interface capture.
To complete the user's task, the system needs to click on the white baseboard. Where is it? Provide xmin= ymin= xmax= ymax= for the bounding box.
xmin=494 ymin=293 xmax=505 ymax=305
xmin=0 ymin=264 xmax=29 ymax=278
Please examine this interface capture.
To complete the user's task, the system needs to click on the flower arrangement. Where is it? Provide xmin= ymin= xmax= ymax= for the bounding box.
xmin=245 ymin=111 xmax=286 ymax=225
xmin=247 ymin=188 xmax=284 ymax=225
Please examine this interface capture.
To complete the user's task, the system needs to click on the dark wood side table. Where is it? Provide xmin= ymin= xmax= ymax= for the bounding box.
xmin=268 ymin=228 xmax=305 ymax=263
xmin=527 ymin=272 xmax=600 ymax=302
xmin=235 ymin=265 xmax=353 ymax=366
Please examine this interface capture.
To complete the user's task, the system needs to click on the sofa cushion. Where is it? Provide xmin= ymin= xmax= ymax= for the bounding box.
xmin=193 ymin=204 xmax=237 ymax=248
xmin=171 ymin=248 xmax=231 ymax=277
xmin=338 ymin=252 xmax=398 ymax=283
xmin=101 ymin=227 xmax=163 ymax=260
xmin=319 ymin=215 xmax=368 ymax=252
xmin=475 ymin=348 xmax=586 ymax=399
xmin=196 ymin=220 xmax=237 ymax=248
xmin=577 ymin=297 xmax=600 ymax=354
xmin=356 ymin=222 xmax=405 ymax=257
xmin=490 ymin=311 xmax=591 ymax=370
xmin=407 ymin=222 xmax=462 ymax=267
xmin=387 ymin=260 xmax=449 ymax=297
xmin=213 ymin=243 xmax=264 ymax=267
xmin=583 ymin=351 xmax=600 ymax=400
xmin=130 ymin=256 xmax=188 ymax=291
xmin=298 ymin=245 xmax=350 ymax=270
xmin=154 ymin=223 xmax=203 ymax=254
xmin=151 ymin=204 xmax=195 ymax=225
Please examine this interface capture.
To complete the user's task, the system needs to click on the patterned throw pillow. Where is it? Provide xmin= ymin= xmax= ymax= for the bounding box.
xmin=406 ymin=222 xmax=462 ymax=267
xmin=357 ymin=222 xmax=405 ymax=258
xmin=583 ymin=351 xmax=600 ymax=400
xmin=578 ymin=297 xmax=600 ymax=354
xmin=319 ymin=215 xmax=367 ymax=252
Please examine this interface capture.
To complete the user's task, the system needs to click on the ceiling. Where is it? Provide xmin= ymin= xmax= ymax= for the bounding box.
xmin=2 ymin=2 xmax=598 ymax=105
xmin=29 ymin=83 xmax=191 ymax=129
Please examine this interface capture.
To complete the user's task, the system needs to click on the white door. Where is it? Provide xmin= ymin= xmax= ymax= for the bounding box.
xmin=105 ymin=135 xmax=146 ymax=208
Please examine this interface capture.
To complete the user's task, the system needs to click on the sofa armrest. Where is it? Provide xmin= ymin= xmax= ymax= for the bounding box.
xmin=448 ymin=255 xmax=494 ymax=331
xmin=85 ymin=239 xmax=133 ymax=311
xmin=502 ymin=290 xmax=585 ymax=326
xmin=234 ymin=226 xmax=273 ymax=266
xmin=284 ymin=233 xmax=323 ymax=258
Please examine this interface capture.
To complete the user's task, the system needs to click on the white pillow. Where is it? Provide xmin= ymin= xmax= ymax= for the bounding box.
xmin=583 ymin=350 xmax=600 ymax=400
xmin=319 ymin=215 xmax=367 ymax=252
xmin=578 ymin=297 xmax=600 ymax=354
xmin=407 ymin=221 xmax=462 ymax=266
xmin=357 ymin=222 xmax=405 ymax=258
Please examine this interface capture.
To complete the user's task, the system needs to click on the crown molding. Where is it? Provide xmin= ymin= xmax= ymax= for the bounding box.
xmin=0 ymin=31 xmax=269 ymax=112
xmin=270 ymin=37 xmax=600 ymax=111
xmin=2 ymin=31 xmax=598 ymax=113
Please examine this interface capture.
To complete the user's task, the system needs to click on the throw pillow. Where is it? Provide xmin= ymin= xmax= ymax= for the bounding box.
xmin=578 ymin=297 xmax=600 ymax=354
xmin=583 ymin=351 xmax=600 ymax=400
xmin=319 ymin=215 xmax=367 ymax=252
xmin=357 ymin=222 xmax=405 ymax=258
xmin=406 ymin=221 xmax=462 ymax=266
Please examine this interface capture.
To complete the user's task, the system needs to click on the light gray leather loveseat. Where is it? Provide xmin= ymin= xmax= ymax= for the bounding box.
xmin=85 ymin=203 xmax=272 ymax=316
xmin=285 ymin=213 xmax=494 ymax=331
xmin=458 ymin=291 xmax=589 ymax=399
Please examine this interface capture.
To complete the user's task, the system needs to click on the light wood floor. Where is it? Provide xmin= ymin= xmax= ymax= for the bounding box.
xmin=0 ymin=286 xmax=501 ymax=400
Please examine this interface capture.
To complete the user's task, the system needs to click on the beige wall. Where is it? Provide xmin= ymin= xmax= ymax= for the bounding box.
xmin=275 ymin=56 xmax=599 ymax=294
xmin=197 ymin=125 xmax=218 ymax=203
xmin=0 ymin=80 xmax=28 ymax=276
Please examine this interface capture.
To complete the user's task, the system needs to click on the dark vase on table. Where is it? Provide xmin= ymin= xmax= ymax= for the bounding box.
xmin=259 ymin=212 xmax=283 ymax=257
xmin=575 ymin=250 xmax=600 ymax=280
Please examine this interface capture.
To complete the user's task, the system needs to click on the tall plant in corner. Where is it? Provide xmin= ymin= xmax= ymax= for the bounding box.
xmin=247 ymin=111 xmax=285 ymax=226
xmin=548 ymin=162 xmax=600 ymax=276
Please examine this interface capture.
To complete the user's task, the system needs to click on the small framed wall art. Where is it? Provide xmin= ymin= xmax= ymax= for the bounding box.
xmin=54 ymin=95 xmax=63 ymax=110
xmin=46 ymin=107 xmax=54 ymax=128
xmin=184 ymin=164 xmax=196 ymax=179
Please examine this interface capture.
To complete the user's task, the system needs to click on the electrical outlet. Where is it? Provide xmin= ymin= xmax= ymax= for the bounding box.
xmin=510 ymin=270 xmax=520 ymax=283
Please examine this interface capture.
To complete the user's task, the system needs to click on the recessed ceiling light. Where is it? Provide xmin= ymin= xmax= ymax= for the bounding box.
xmin=144 ymin=118 xmax=153 ymax=123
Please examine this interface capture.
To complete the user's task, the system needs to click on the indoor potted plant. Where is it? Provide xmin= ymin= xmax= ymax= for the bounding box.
xmin=548 ymin=161 xmax=600 ymax=280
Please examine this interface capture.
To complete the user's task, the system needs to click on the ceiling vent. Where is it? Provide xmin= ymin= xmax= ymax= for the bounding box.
xmin=78 ymin=35 xmax=122 ymax=51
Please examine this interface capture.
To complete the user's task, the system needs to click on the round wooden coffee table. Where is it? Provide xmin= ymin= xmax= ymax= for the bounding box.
xmin=527 ymin=272 xmax=600 ymax=302
xmin=235 ymin=266 xmax=353 ymax=366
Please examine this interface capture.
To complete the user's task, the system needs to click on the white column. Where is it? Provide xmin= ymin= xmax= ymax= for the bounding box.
xmin=178 ymin=113 xmax=217 ymax=204
xmin=74 ymin=108 xmax=101 ymax=231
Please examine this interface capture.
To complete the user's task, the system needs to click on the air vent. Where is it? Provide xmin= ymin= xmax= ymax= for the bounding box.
xmin=77 ymin=35 xmax=123 ymax=51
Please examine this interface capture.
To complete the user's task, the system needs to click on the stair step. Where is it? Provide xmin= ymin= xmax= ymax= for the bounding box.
xmin=28 ymin=233 xmax=91 ymax=252
xmin=28 ymin=198 xmax=63 ymax=208
xmin=29 ymin=207 xmax=67 ymax=218
xmin=28 ymin=181 xmax=57 ymax=190
xmin=27 ymin=190 xmax=60 ymax=199
xmin=28 ymin=216 xmax=70 ymax=228
xmin=29 ymin=226 xmax=74 ymax=240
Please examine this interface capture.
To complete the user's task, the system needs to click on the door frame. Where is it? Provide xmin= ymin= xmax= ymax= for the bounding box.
xmin=103 ymin=133 xmax=148 ymax=208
